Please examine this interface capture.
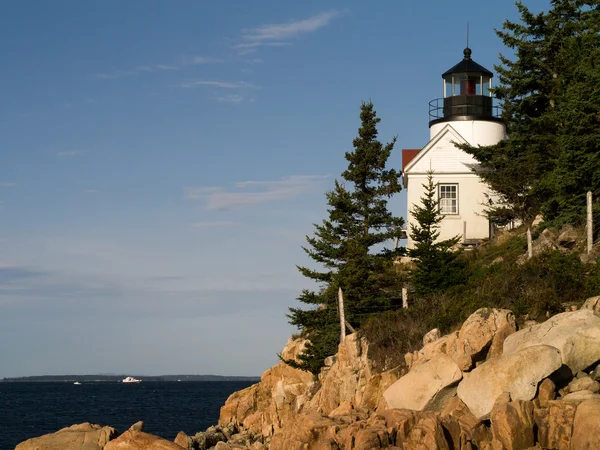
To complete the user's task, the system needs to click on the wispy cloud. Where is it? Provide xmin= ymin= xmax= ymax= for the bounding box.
xmin=95 ymin=56 xmax=222 ymax=79
xmin=179 ymin=80 xmax=254 ymax=89
xmin=183 ymin=56 xmax=224 ymax=65
xmin=94 ymin=69 xmax=136 ymax=79
xmin=0 ymin=265 xmax=46 ymax=283
xmin=235 ymin=42 xmax=292 ymax=51
xmin=235 ymin=10 xmax=340 ymax=53
xmin=136 ymin=64 xmax=179 ymax=72
xmin=191 ymin=221 xmax=240 ymax=228
xmin=217 ymin=94 xmax=245 ymax=103
xmin=0 ymin=181 xmax=16 ymax=188
xmin=185 ymin=175 xmax=329 ymax=210
xmin=98 ymin=64 xmax=179 ymax=78
xmin=56 ymin=151 xmax=80 ymax=157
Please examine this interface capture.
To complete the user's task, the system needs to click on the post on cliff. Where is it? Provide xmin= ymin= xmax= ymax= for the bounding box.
xmin=527 ymin=227 xmax=533 ymax=260
xmin=588 ymin=191 xmax=593 ymax=254
xmin=338 ymin=287 xmax=346 ymax=343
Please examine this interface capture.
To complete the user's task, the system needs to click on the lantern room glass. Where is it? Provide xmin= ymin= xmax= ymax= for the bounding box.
xmin=443 ymin=74 xmax=492 ymax=98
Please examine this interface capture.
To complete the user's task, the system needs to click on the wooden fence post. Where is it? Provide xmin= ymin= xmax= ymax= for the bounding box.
xmin=338 ymin=288 xmax=346 ymax=344
xmin=402 ymin=287 xmax=408 ymax=309
xmin=588 ymin=191 xmax=593 ymax=255
xmin=527 ymin=227 xmax=533 ymax=260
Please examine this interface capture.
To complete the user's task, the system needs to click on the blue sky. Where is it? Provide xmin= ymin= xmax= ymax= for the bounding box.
xmin=0 ymin=0 xmax=550 ymax=377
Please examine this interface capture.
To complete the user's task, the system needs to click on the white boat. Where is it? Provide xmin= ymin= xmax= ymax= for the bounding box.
xmin=73 ymin=381 xmax=81 ymax=385
xmin=122 ymin=376 xmax=142 ymax=383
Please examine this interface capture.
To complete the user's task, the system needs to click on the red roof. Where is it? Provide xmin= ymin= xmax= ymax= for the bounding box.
xmin=402 ymin=149 xmax=421 ymax=171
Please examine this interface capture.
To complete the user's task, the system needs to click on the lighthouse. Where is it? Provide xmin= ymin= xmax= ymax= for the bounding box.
xmin=402 ymin=48 xmax=506 ymax=248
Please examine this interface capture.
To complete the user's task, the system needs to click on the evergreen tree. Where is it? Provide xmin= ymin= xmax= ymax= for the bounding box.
xmin=459 ymin=0 xmax=600 ymax=225
xmin=408 ymin=172 xmax=467 ymax=297
xmin=286 ymin=101 xmax=404 ymax=374
xmin=541 ymin=3 xmax=600 ymax=223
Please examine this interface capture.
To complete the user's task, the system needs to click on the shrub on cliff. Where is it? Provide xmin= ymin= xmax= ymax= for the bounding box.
xmin=408 ymin=171 xmax=469 ymax=297
xmin=362 ymin=234 xmax=597 ymax=372
xmin=286 ymin=101 xmax=404 ymax=374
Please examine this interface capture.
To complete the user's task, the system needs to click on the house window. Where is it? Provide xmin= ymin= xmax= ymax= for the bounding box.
xmin=439 ymin=184 xmax=458 ymax=214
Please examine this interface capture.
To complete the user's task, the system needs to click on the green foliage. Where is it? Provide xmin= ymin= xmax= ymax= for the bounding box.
xmin=362 ymin=234 xmax=597 ymax=372
xmin=459 ymin=0 xmax=600 ymax=225
xmin=408 ymin=172 xmax=468 ymax=296
xmin=280 ymin=325 xmax=340 ymax=375
xmin=584 ymin=257 xmax=600 ymax=295
xmin=286 ymin=101 xmax=404 ymax=374
xmin=359 ymin=299 xmax=438 ymax=372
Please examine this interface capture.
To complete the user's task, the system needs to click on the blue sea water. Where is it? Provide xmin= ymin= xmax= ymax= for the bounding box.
xmin=0 ymin=381 xmax=255 ymax=450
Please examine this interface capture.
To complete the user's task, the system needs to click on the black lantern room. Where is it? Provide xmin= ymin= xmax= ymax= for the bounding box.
xmin=429 ymin=48 xmax=502 ymax=127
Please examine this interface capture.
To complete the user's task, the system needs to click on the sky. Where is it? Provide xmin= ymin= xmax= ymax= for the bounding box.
xmin=0 ymin=0 xmax=551 ymax=378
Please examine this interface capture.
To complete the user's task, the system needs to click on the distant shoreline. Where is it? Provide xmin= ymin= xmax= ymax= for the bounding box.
xmin=1 ymin=374 xmax=261 ymax=383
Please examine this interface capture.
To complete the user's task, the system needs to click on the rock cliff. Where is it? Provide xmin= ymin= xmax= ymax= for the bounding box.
xmin=216 ymin=301 xmax=600 ymax=450
xmin=15 ymin=297 xmax=600 ymax=450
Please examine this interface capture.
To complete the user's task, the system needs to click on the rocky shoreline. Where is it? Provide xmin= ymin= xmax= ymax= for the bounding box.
xmin=15 ymin=296 xmax=600 ymax=450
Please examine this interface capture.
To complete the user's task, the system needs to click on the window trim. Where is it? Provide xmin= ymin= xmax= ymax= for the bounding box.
xmin=438 ymin=183 xmax=459 ymax=215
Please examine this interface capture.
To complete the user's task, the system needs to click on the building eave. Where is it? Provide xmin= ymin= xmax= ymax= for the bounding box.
xmin=403 ymin=124 xmax=468 ymax=174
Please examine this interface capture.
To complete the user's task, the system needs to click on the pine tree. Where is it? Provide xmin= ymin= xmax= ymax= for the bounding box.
xmin=459 ymin=0 xmax=600 ymax=225
xmin=540 ymin=2 xmax=600 ymax=223
xmin=286 ymin=101 xmax=404 ymax=374
xmin=408 ymin=172 xmax=467 ymax=297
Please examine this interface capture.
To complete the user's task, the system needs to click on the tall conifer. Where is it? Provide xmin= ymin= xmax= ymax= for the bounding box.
xmin=460 ymin=0 xmax=600 ymax=225
xmin=287 ymin=102 xmax=404 ymax=373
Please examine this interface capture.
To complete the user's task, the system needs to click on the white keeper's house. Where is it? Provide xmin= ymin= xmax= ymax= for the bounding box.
xmin=402 ymin=47 xmax=506 ymax=248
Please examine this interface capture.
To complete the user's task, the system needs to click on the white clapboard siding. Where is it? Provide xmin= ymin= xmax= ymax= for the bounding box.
xmin=405 ymin=124 xmax=481 ymax=175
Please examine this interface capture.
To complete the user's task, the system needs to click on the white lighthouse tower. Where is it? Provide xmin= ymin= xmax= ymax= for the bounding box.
xmin=402 ymin=48 xmax=506 ymax=247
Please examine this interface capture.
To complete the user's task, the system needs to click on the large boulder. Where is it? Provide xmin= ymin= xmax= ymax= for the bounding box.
xmin=382 ymin=409 xmax=419 ymax=447
xmin=439 ymin=397 xmax=491 ymax=449
xmin=173 ymin=431 xmax=192 ymax=450
xmin=15 ymin=423 xmax=117 ymax=450
xmin=582 ymin=295 xmax=600 ymax=313
xmin=561 ymin=390 xmax=600 ymax=402
xmin=268 ymin=412 xmax=337 ymax=450
xmin=308 ymin=333 xmax=375 ymax=414
xmin=567 ymin=375 xmax=600 ymax=394
xmin=571 ymin=399 xmax=600 ymax=450
xmin=401 ymin=412 xmax=450 ymax=450
xmin=557 ymin=224 xmax=579 ymax=249
xmin=538 ymin=378 xmax=557 ymax=407
xmin=532 ymin=228 xmax=560 ymax=257
xmin=503 ymin=309 xmax=600 ymax=374
xmin=534 ymin=400 xmax=577 ymax=450
xmin=219 ymin=337 xmax=315 ymax=438
xmin=412 ymin=332 xmax=459 ymax=369
xmin=383 ymin=353 xmax=462 ymax=411
xmin=490 ymin=400 xmax=535 ymax=450
xmin=457 ymin=345 xmax=562 ymax=419
xmin=338 ymin=416 xmax=391 ymax=450
xmin=449 ymin=308 xmax=516 ymax=370
xmin=410 ymin=309 xmax=516 ymax=372
xmin=104 ymin=430 xmax=184 ymax=449
xmin=359 ymin=367 xmax=403 ymax=411
xmin=422 ymin=328 xmax=441 ymax=346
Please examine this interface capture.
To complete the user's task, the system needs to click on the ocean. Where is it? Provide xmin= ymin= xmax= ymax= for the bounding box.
xmin=0 ymin=381 xmax=255 ymax=450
